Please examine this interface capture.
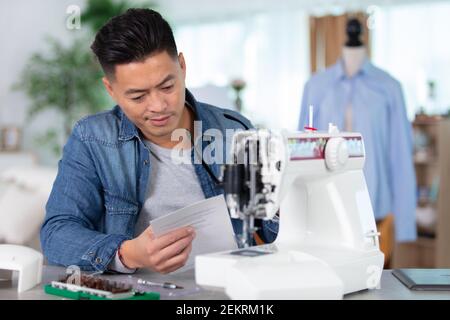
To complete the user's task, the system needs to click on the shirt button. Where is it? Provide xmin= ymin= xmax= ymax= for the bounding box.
xmin=143 ymin=160 xmax=149 ymax=165
xmin=95 ymin=257 xmax=102 ymax=264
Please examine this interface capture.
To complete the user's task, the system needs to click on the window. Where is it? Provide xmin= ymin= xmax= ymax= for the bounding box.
xmin=174 ymin=11 xmax=310 ymax=130
xmin=372 ymin=2 xmax=450 ymax=119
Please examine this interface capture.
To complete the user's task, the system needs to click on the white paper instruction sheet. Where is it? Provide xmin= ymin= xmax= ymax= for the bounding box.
xmin=150 ymin=195 xmax=238 ymax=273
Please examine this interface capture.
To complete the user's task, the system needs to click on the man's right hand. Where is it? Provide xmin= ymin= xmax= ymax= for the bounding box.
xmin=119 ymin=225 xmax=195 ymax=274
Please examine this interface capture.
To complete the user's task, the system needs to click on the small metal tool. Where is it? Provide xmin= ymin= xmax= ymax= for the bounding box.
xmin=137 ymin=278 xmax=184 ymax=289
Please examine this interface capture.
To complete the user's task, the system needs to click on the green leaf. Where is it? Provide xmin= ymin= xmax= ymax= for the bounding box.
xmin=13 ymin=0 xmax=158 ymax=157
xmin=81 ymin=0 xmax=156 ymax=32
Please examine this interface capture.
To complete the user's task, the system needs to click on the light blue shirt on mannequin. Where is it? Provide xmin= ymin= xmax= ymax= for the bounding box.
xmin=298 ymin=59 xmax=417 ymax=242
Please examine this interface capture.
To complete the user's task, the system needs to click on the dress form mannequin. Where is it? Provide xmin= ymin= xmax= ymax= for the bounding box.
xmin=342 ymin=18 xmax=366 ymax=78
xmin=341 ymin=18 xmax=366 ymax=131
xmin=299 ymin=18 xmax=417 ymax=256
xmin=342 ymin=46 xmax=366 ymax=78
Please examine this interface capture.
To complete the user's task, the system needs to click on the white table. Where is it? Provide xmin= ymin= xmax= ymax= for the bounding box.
xmin=1 ymin=266 xmax=450 ymax=300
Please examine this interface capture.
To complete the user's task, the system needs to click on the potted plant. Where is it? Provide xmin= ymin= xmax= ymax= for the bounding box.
xmin=14 ymin=37 xmax=110 ymax=156
xmin=14 ymin=0 xmax=155 ymax=157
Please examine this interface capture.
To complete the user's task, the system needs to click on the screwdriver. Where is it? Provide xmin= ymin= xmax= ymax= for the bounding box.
xmin=137 ymin=278 xmax=184 ymax=289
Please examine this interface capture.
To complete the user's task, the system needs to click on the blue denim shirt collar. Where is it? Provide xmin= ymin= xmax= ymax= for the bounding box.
xmin=116 ymin=89 xmax=220 ymax=182
xmin=118 ymin=110 xmax=138 ymax=141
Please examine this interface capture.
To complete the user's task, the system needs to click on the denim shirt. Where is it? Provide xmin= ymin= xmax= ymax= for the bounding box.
xmin=299 ymin=59 xmax=417 ymax=242
xmin=41 ymin=90 xmax=279 ymax=271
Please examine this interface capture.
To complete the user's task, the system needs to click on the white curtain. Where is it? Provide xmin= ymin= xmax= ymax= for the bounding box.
xmin=371 ymin=2 xmax=450 ymax=119
xmin=174 ymin=10 xmax=310 ymax=130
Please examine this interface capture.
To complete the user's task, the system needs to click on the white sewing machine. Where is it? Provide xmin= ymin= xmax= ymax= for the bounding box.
xmin=195 ymin=123 xmax=384 ymax=299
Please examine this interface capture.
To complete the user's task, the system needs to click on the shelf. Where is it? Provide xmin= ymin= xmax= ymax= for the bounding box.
xmin=393 ymin=118 xmax=450 ymax=268
xmin=414 ymin=159 xmax=437 ymax=166
xmin=417 ymin=229 xmax=436 ymax=239
xmin=413 ymin=116 xmax=443 ymax=126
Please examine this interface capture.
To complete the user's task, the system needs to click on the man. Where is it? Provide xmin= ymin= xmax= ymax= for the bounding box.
xmin=40 ymin=9 xmax=278 ymax=274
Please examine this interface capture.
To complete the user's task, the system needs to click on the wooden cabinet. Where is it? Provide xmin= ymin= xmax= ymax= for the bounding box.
xmin=436 ymin=119 xmax=450 ymax=266
xmin=392 ymin=116 xmax=450 ymax=268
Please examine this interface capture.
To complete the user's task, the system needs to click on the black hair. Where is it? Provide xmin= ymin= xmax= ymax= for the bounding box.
xmin=91 ymin=8 xmax=178 ymax=77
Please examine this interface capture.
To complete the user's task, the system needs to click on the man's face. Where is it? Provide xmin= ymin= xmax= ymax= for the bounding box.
xmin=103 ymin=51 xmax=188 ymax=145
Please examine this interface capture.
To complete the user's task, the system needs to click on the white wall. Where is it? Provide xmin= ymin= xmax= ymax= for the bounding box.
xmin=158 ymin=0 xmax=450 ymax=24
xmin=372 ymin=1 xmax=450 ymax=119
xmin=175 ymin=11 xmax=310 ymax=130
xmin=0 ymin=0 xmax=87 ymax=165
xmin=2 ymin=0 xmax=447 ymax=165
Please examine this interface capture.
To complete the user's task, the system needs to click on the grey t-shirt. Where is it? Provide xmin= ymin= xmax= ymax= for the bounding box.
xmin=134 ymin=140 xmax=206 ymax=236
xmin=108 ymin=139 xmax=206 ymax=273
